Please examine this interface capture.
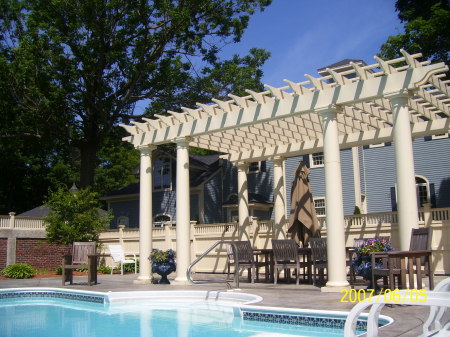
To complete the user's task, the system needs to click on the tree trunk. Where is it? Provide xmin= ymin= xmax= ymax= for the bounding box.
xmin=79 ymin=141 xmax=99 ymax=188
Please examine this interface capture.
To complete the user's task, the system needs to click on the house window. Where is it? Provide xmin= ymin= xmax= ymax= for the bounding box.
xmin=117 ymin=216 xmax=129 ymax=227
xmin=310 ymin=152 xmax=324 ymax=168
xmin=314 ymin=197 xmax=326 ymax=216
xmin=154 ymin=157 xmax=171 ymax=190
xmin=153 ymin=214 xmax=171 ymax=227
xmin=248 ymin=162 xmax=261 ymax=174
xmin=416 ymin=176 xmax=430 ymax=207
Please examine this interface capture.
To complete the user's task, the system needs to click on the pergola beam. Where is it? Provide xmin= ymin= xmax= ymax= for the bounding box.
xmin=124 ymin=63 xmax=446 ymax=149
xmin=221 ymin=118 xmax=450 ymax=162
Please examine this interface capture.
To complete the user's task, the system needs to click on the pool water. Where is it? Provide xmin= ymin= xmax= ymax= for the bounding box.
xmin=0 ymin=291 xmax=377 ymax=337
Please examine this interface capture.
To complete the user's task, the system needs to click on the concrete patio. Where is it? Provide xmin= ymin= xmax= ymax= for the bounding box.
xmin=0 ymin=273 xmax=447 ymax=336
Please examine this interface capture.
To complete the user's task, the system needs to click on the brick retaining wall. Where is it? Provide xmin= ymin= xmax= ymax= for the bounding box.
xmin=0 ymin=238 xmax=7 ymax=268
xmin=15 ymin=239 xmax=71 ymax=270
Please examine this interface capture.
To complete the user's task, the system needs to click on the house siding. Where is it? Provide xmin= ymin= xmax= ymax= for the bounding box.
xmin=413 ymin=136 xmax=450 ymax=208
xmin=204 ymin=172 xmax=223 ymax=224
xmin=360 ymin=143 xmax=396 ymax=213
xmin=285 ymin=149 xmax=355 ymax=218
xmin=359 ymin=137 xmax=450 ymax=212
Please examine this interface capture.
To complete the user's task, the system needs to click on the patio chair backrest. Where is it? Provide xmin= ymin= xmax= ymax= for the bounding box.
xmin=272 ymin=239 xmax=299 ymax=262
xmin=232 ymin=241 xmax=254 ymax=262
xmin=309 ymin=238 xmax=327 ymax=262
xmin=72 ymin=242 xmax=96 ymax=265
xmin=410 ymin=227 xmax=431 ymax=251
xmin=108 ymin=245 xmax=126 ymax=262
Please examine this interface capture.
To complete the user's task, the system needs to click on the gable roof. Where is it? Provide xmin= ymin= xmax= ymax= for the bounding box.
xmin=103 ymin=153 xmax=222 ymax=199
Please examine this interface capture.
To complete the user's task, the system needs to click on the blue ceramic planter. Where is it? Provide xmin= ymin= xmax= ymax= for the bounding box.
xmin=152 ymin=261 xmax=176 ymax=284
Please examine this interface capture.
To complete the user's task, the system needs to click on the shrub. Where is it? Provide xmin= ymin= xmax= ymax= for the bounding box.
xmin=1 ymin=264 xmax=36 ymax=279
xmin=44 ymin=187 xmax=112 ymax=244
xmin=55 ymin=266 xmax=62 ymax=275
xmin=97 ymin=265 xmax=111 ymax=274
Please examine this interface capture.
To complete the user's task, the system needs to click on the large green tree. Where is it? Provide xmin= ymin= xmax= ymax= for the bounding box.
xmin=0 ymin=0 xmax=272 ymax=213
xmin=379 ymin=0 xmax=450 ymax=67
xmin=1 ymin=0 xmax=272 ymax=188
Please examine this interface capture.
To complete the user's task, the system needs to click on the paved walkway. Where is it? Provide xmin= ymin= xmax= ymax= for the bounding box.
xmin=0 ymin=273 xmax=447 ymax=336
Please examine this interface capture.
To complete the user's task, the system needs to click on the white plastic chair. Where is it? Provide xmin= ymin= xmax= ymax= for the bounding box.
xmin=108 ymin=244 xmax=137 ymax=275
xmin=344 ymin=277 xmax=450 ymax=337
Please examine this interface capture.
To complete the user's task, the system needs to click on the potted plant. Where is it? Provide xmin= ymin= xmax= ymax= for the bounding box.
xmin=351 ymin=238 xmax=392 ymax=289
xmin=149 ymin=249 xmax=176 ymax=284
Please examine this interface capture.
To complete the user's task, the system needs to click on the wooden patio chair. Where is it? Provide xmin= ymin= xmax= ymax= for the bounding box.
xmin=271 ymin=239 xmax=306 ymax=285
xmin=62 ymin=242 xmax=97 ymax=286
xmin=309 ymin=238 xmax=328 ymax=286
xmin=231 ymin=241 xmax=269 ymax=283
xmin=371 ymin=227 xmax=433 ymax=290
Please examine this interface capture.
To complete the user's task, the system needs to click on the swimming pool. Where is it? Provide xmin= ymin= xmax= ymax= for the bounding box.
xmin=0 ymin=288 xmax=391 ymax=337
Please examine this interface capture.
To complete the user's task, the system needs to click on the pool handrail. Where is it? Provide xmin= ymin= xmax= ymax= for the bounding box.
xmin=344 ymin=277 xmax=450 ymax=337
xmin=187 ymin=240 xmax=241 ymax=289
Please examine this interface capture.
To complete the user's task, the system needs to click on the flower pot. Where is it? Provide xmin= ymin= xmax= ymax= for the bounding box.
xmin=152 ymin=261 xmax=176 ymax=284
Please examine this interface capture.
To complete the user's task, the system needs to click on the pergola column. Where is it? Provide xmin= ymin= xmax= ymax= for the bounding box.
xmin=389 ymin=91 xmax=419 ymax=250
xmin=236 ymin=162 xmax=251 ymax=241
xmin=319 ymin=106 xmax=350 ymax=291
xmin=174 ymin=137 xmax=191 ymax=283
xmin=273 ymin=156 xmax=286 ymax=239
xmin=135 ymin=145 xmax=156 ymax=284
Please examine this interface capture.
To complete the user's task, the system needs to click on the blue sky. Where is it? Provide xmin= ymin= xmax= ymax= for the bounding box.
xmin=135 ymin=1 xmax=403 ymax=114
xmin=219 ymin=0 xmax=403 ymax=87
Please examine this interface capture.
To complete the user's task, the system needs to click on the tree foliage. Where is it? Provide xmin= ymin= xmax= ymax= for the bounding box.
xmin=44 ymin=187 xmax=112 ymax=244
xmin=0 ymin=0 xmax=272 ymax=213
xmin=1 ymin=0 xmax=272 ymax=188
xmin=379 ymin=0 xmax=450 ymax=67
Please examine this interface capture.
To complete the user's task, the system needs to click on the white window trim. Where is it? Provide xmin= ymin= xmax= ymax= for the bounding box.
xmin=369 ymin=143 xmax=385 ymax=148
xmin=309 ymin=153 xmax=324 ymax=168
xmin=248 ymin=161 xmax=261 ymax=174
xmin=313 ymin=197 xmax=326 ymax=216
xmin=431 ymin=133 xmax=448 ymax=140
xmin=415 ymin=175 xmax=430 ymax=207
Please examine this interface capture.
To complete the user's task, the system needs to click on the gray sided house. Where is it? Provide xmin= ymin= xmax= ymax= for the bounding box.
xmin=102 ymin=149 xmax=274 ymax=228
xmin=284 ymin=133 xmax=450 ymax=219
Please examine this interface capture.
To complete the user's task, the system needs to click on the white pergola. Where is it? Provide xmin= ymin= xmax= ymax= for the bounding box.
xmin=121 ymin=50 xmax=450 ymax=290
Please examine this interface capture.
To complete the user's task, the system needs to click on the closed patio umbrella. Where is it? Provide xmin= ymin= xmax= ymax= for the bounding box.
xmin=288 ymin=161 xmax=320 ymax=247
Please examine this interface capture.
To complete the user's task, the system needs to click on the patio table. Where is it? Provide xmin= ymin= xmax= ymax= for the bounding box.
xmin=253 ymin=248 xmax=312 ymax=284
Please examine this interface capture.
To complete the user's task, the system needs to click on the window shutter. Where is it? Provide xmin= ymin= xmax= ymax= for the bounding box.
xmin=390 ymin=187 xmax=397 ymax=211
xmin=430 ymin=183 xmax=436 ymax=208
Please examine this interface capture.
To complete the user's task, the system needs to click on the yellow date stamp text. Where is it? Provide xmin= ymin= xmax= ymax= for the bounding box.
xmin=340 ymin=288 xmax=427 ymax=303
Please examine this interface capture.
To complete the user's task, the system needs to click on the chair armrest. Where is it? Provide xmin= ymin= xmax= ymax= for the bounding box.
xmin=385 ymin=250 xmax=432 ymax=258
xmin=124 ymin=253 xmax=137 ymax=258
xmin=370 ymin=252 xmax=390 ymax=257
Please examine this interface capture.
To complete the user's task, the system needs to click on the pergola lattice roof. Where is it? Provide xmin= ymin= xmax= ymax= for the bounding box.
xmin=121 ymin=50 xmax=450 ymax=162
